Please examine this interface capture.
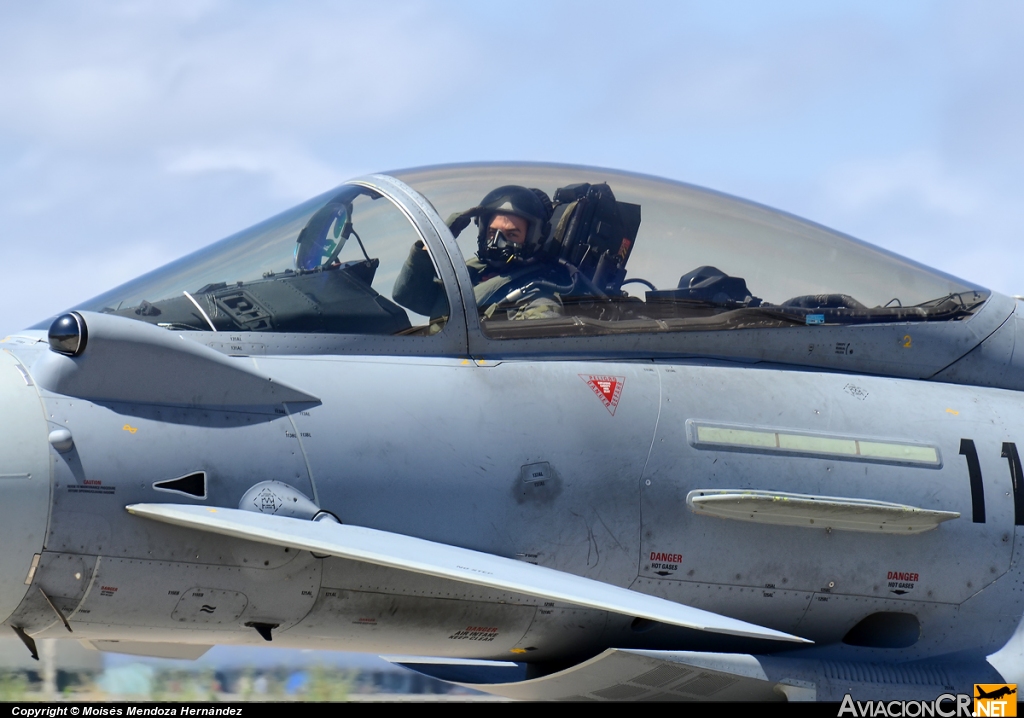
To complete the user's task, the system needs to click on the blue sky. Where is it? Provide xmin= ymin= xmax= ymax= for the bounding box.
xmin=2 ymin=0 xmax=1022 ymax=336
xmin=2 ymin=0 xmax=1023 ymax=669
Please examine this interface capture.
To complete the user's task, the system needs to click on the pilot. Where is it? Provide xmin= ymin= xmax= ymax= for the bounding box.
xmin=394 ymin=185 xmax=572 ymax=322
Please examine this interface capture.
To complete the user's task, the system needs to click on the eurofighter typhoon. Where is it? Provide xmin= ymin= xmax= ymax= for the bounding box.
xmin=2 ymin=163 xmax=1023 ymax=702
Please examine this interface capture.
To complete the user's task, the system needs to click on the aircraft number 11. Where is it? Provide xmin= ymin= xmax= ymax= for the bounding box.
xmin=959 ymin=439 xmax=1024 ymax=525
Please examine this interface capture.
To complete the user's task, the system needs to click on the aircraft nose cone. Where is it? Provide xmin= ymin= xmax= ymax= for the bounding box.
xmin=0 ymin=350 xmax=51 ymax=624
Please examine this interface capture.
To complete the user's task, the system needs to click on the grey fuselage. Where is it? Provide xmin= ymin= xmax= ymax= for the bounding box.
xmin=4 ymin=168 xmax=1024 ymax=701
xmin=3 ymin=327 xmax=1024 ymax=672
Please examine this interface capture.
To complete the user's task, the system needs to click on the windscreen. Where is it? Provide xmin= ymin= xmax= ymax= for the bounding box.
xmin=72 ymin=185 xmax=449 ymax=336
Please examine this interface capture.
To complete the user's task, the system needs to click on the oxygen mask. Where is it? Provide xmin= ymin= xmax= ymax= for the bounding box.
xmin=486 ymin=229 xmax=519 ymax=264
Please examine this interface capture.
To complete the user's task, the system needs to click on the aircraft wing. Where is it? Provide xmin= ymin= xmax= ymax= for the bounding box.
xmin=388 ymin=649 xmax=999 ymax=701
xmin=126 ymin=503 xmax=809 ymax=644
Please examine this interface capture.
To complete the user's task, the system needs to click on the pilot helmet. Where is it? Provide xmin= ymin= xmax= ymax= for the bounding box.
xmin=476 ymin=185 xmax=552 ymax=266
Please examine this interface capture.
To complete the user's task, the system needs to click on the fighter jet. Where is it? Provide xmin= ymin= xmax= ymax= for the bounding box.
xmin=2 ymin=162 xmax=1023 ymax=702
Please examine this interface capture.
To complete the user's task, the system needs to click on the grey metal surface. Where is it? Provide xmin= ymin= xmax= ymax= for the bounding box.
xmin=31 ymin=311 xmax=319 ymax=407
xmin=238 ymin=480 xmax=320 ymax=519
xmin=5 ymin=317 xmax=1023 ymax=698
xmin=685 ymin=490 xmax=960 ymax=534
xmin=931 ymin=304 xmax=1024 ymax=390
xmin=257 ymin=354 xmax=658 ymax=583
xmin=343 ymin=174 xmax=469 ymax=356
xmin=0 ymin=350 xmax=51 ymax=625
xmin=407 ymin=646 xmax=1001 ymax=701
xmin=459 ymin=290 xmax=1016 ymax=376
xmin=127 ymin=503 xmax=807 ymax=642
xmin=432 ymin=648 xmax=787 ymax=701
xmin=639 ymin=362 xmax=1019 ymax=610
xmin=85 ymin=640 xmax=211 ymax=659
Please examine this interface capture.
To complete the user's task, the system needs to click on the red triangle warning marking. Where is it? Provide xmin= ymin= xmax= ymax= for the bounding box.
xmin=580 ymin=374 xmax=626 ymax=415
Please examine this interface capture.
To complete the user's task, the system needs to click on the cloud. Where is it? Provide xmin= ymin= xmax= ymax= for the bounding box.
xmin=0 ymin=2 xmax=469 ymax=148
xmin=824 ymin=151 xmax=983 ymax=217
xmin=163 ymin=144 xmax=346 ymax=200
xmin=0 ymin=241 xmax=176 ymax=334
xmin=4 ymin=1 xmax=1024 ymax=333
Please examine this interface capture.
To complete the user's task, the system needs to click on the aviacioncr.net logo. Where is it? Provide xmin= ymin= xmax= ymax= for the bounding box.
xmin=839 ymin=693 xmax=973 ymax=717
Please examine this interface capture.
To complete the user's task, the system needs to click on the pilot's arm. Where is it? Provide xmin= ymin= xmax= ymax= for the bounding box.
xmin=479 ymin=280 xmax=565 ymax=321
xmin=511 ymin=294 xmax=563 ymax=320
xmin=393 ymin=240 xmax=448 ymax=319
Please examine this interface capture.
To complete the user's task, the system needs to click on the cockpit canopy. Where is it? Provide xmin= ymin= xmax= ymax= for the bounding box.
xmin=70 ymin=163 xmax=988 ymax=343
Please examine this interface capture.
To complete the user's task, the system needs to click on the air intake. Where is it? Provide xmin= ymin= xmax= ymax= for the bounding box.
xmin=153 ymin=472 xmax=206 ymax=499
xmin=843 ymin=612 xmax=920 ymax=648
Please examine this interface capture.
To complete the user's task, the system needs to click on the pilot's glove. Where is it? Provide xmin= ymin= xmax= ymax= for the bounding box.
xmin=447 ymin=212 xmax=472 ymax=239
xmin=394 ymin=240 xmax=443 ymax=316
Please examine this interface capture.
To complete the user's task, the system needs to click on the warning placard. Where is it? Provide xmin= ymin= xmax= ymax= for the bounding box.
xmin=581 ymin=374 xmax=625 ymax=415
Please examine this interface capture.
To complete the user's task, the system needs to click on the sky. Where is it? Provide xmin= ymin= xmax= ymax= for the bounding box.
xmin=2 ymin=2 xmax=1024 ymax=335
xmin=1 ymin=0 xmax=1022 ymax=668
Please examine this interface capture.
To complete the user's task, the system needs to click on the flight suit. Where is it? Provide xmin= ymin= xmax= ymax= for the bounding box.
xmin=393 ymin=241 xmax=569 ymax=323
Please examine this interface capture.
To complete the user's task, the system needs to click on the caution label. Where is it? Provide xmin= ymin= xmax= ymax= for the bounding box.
xmin=649 ymin=550 xmax=682 ymax=576
xmin=887 ymin=570 xmax=919 ymax=595
xmin=581 ymin=375 xmax=625 ymax=415
xmin=449 ymin=626 xmax=499 ymax=642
